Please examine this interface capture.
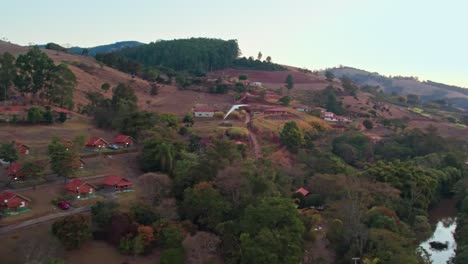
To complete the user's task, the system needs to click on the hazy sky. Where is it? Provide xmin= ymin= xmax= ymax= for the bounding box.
xmin=1 ymin=0 xmax=467 ymax=87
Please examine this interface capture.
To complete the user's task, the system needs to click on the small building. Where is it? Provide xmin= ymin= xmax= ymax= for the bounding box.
xmin=86 ymin=137 xmax=109 ymax=150
xmin=52 ymin=107 xmax=73 ymax=119
xmin=14 ymin=141 xmax=30 ymax=154
xmin=102 ymin=175 xmax=133 ymax=192
xmin=65 ymin=178 xmax=97 ymax=199
xmin=72 ymin=158 xmax=86 ymax=169
xmin=295 ymin=105 xmax=312 ymax=112
xmin=335 ymin=116 xmax=350 ymax=123
xmin=193 ymin=107 xmax=215 ymax=118
xmin=6 ymin=162 xmax=25 ymax=180
xmin=295 ymin=187 xmax=310 ymax=197
xmin=0 ymin=106 xmax=29 ymax=122
xmin=323 ymin=112 xmax=338 ymax=122
xmin=251 ymin=82 xmax=263 ymax=87
xmin=113 ymin=135 xmax=136 ymax=148
xmin=0 ymin=191 xmax=31 ymax=215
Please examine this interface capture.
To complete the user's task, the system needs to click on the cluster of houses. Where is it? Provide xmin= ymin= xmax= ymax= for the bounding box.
xmin=0 ymin=175 xmax=133 ymax=215
xmin=86 ymin=135 xmax=136 ymax=150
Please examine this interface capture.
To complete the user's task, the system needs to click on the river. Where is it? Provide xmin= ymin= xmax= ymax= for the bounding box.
xmin=419 ymin=199 xmax=458 ymax=264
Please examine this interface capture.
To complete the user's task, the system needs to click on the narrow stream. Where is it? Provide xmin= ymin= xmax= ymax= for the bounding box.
xmin=419 ymin=199 xmax=458 ymax=264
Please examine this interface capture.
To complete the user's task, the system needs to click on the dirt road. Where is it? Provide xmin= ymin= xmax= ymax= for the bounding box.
xmin=245 ymin=113 xmax=262 ymax=159
xmin=0 ymin=206 xmax=90 ymax=235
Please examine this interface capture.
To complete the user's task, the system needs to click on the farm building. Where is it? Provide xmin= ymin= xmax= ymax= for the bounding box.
xmin=66 ymin=179 xmax=96 ymax=199
xmin=323 ymin=112 xmax=338 ymax=122
xmin=251 ymin=81 xmax=263 ymax=87
xmin=0 ymin=106 xmax=28 ymax=122
xmin=14 ymin=141 xmax=30 ymax=154
xmin=102 ymin=175 xmax=133 ymax=192
xmin=6 ymin=162 xmax=25 ymax=180
xmin=86 ymin=137 xmax=109 ymax=150
xmin=0 ymin=191 xmax=31 ymax=215
xmin=295 ymin=187 xmax=310 ymax=196
xmin=113 ymin=135 xmax=136 ymax=148
xmin=193 ymin=107 xmax=215 ymax=118
xmin=294 ymin=105 xmax=312 ymax=112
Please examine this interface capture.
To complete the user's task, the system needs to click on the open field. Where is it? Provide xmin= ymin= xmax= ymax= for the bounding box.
xmin=212 ymin=68 xmax=326 ymax=84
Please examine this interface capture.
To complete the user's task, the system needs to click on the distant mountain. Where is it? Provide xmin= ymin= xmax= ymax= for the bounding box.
xmin=327 ymin=66 xmax=468 ymax=109
xmin=39 ymin=41 xmax=144 ymax=56
xmin=68 ymin=41 xmax=145 ymax=56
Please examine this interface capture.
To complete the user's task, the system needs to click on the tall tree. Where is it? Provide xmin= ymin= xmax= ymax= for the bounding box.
xmin=285 ymin=74 xmax=294 ymax=92
xmin=48 ymin=136 xmax=78 ymax=179
xmin=47 ymin=63 xmax=76 ymax=108
xmin=257 ymin=52 xmax=263 ymax=61
xmin=0 ymin=142 xmax=18 ymax=162
xmin=0 ymin=52 xmax=16 ymax=102
xmin=52 ymin=215 xmax=92 ymax=250
xmin=280 ymin=121 xmax=304 ymax=153
xmin=15 ymin=46 xmax=55 ymax=96
xmin=266 ymin=56 xmax=272 ymax=63
xmin=325 ymin=70 xmax=335 ymax=82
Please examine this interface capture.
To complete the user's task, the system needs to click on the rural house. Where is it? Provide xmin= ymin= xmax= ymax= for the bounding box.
xmin=294 ymin=105 xmax=312 ymax=112
xmin=6 ymin=162 xmax=25 ymax=180
xmin=251 ymin=81 xmax=263 ymax=87
xmin=102 ymin=175 xmax=133 ymax=192
xmin=113 ymin=135 xmax=136 ymax=148
xmin=0 ymin=106 xmax=29 ymax=122
xmin=0 ymin=191 xmax=31 ymax=215
xmin=264 ymin=107 xmax=289 ymax=115
xmin=66 ymin=178 xmax=97 ymax=199
xmin=193 ymin=107 xmax=215 ymax=118
xmin=14 ymin=141 xmax=30 ymax=154
xmin=72 ymin=158 xmax=86 ymax=169
xmin=52 ymin=107 xmax=73 ymax=119
xmin=85 ymin=137 xmax=109 ymax=150
xmin=295 ymin=187 xmax=310 ymax=197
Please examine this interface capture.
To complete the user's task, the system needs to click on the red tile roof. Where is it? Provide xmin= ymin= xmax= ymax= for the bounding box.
xmin=52 ymin=107 xmax=72 ymax=114
xmin=6 ymin=162 xmax=22 ymax=175
xmin=0 ymin=191 xmax=30 ymax=208
xmin=264 ymin=107 xmax=288 ymax=112
xmin=102 ymin=175 xmax=133 ymax=187
xmin=194 ymin=107 xmax=215 ymax=112
xmin=295 ymin=187 xmax=310 ymax=196
xmin=114 ymin=135 xmax=135 ymax=144
xmin=0 ymin=106 xmax=29 ymax=112
xmin=66 ymin=179 xmax=95 ymax=194
xmin=86 ymin=137 xmax=109 ymax=146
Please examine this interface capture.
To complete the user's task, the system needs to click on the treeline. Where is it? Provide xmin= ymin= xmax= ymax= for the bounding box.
xmin=232 ymin=57 xmax=286 ymax=71
xmin=0 ymin=47 xmax=76 ymax=109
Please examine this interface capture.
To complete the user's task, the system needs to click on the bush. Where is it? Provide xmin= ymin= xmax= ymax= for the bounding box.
xmin=238 ymin=74 xmax=248 ymax=80
xmin=52 ymin=215 xmax=92 ymax=249
xmin=363 ymin=119 xmax=374 ymax=130
xmin=160 ymin=247 xmax=185 ymax=264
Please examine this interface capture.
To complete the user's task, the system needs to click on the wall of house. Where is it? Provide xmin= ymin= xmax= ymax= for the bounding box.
xmin=194 ymin=112 xmax=214 ymax=117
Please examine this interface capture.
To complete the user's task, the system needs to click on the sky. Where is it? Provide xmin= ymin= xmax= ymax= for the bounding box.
xmin=1 ymin=0 xmax=467 ymax=87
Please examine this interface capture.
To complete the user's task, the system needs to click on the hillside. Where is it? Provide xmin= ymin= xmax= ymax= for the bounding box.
xmin=39 ymin=41 xmax=144 ymax=56
xmin=327 ymin=66 xmax=468 ymax=109
xmin=0 ymin=41 xmax=234 ymax=115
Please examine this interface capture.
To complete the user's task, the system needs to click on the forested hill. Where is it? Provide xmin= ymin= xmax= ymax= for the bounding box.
xmin=96 ymin=38 xmax=286 ymax=74
xmin=40 ymin=41 xmax=144 ymax=56
xmin=327 ymin=66 xmax=468 ymax=109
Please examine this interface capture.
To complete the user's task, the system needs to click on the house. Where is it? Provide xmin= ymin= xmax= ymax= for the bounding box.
xmin=14 ymin=141 xmax=30 ymax=154
xmin=6 ymin=162 xmax=25 ymax=180
xmin=0 ymin=191 xmax=31 ymax=214
xmin=251 ymin=82 xmax=263 ymax=87
xmin=102 ymin=175 xmax=133 ymax=192
xmin=193 ymin=107 xmax=215 ymax=118
xmin=295 ymin=187 xmax=310 ymax=197
xmin=0 ymin=106 xmax=29 ymax=122
xmin=52 ymin=107 xmax=73 ymax=119
xmin=295 ymin=105 xmax=311 ymax=112
xmin=323 ymin=112 xmax=338 ymax=122
xmin=264 ymin=107 xmax=289 ymax=115
xmin=335 ymin=115 xmax=350 ymax=123
xmin=85 ymin=137 xmax=109 ymax=150
xmin=66 ymin=178 xmax=96 ymax=199
xmin=113 ymin=135 xmax=136 ymax=148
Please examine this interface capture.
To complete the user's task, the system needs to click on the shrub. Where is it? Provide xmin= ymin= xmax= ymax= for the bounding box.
xmin=363 ymin=119 xmax=374 ymax=130
xmin=160 ymin=247 xmax=185 ymax=264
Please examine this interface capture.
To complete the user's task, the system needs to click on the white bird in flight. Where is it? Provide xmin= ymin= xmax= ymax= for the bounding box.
xmin=224 ymin=104 xmax=248 ymax=119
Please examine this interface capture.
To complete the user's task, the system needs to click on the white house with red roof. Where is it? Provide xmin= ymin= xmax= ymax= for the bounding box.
xmin=102 ymin=175 xmax=133 ymax=192
xmin=14 ymin=141 xmax=30 ymax=155
xmin=66 ymin=178 xmax=97 ymax=199
xmin=193 ymin=107 xmax=215 ymax=117
xmin=0 ymin=191 xmax=31 ymax=215
xmin=113 ymin=135 xmax=136 ymax=148
xmin=85 ymin=137 xmax=109 ymax=150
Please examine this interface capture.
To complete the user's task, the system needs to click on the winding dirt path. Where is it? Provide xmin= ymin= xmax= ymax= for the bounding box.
xmin=245 ymin=113 xmax=262 ymax=159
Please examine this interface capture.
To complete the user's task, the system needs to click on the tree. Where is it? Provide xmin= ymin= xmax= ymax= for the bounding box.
xmin=285 ymin=74 xmax=294 ymax=91
xmin=363 ymin=119 xmax=374 ymax=130
xmin=182 ymin=182 xmax=232 ymax=230
xmin=257 ymin=51 xmax=263 ymax=61
xmin=48 ymin=136 xmax=79 ymax=178
xmin=52 ymin=214 xmax=91 ymax=249
xmin=0 ymin=142 xmax=18 ymax=162
xmin=280 ymin=121 xmax=304 ymax=153
xmin=160 ymin=247 xmax=185 ymax=264
xmin=183 ymin=114 xmax=194 ymax=125
xmin=140 ymin=137 xmax=177 ymax=173
xmin=278 ymin=95 xmax=291 ymax=106
xmin=111 ymin=83 xmax=137 ymax=112
xmin=43 ymin=109 xmax=54 ymax=123
xmin=0 ymin=52 xmax=16 ymax=102
xmin=238 ymin=74 xmax=248 ymax=80
xmin=119 ymin=111 xmax=157 ymax=139
xmin=266 ymin=56 xmax=272 ymax=63
xmin=101 ymin=82 xmax=110 ymax=92
xmin=183 ymin=231 xmax=220 ymax=264
xmin=137 ymin=173 xmax=172 ymax=205
xmin=134 ymin=225 xmax=155 ymax=254
xmin=21 ymin=161 xmax=44 ymax=179
xmin=91 ymin=201 xmax=118 ymax=229
xmin=239 ymin=197 xmax=305 ymax=264
xmin=81 ymin=48 xmax=89 ymax=56
xmin=47 ymin=63 xmax=76 ymax=108
xmin=325 ymin=70 xmax=335 ymax=81
xmin=15 ymin=46 xmax=55 ymax=96
xmin=27 ymin=106 xmax=45 ymax=123
xmin=407 ymin=94 xmax=420 ymax=105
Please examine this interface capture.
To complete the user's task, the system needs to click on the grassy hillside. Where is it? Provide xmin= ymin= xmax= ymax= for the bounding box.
xmin=327 ymin=66 xmax=468 ymax=109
